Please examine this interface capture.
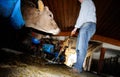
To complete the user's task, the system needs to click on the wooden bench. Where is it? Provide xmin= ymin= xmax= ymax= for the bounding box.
xmin=62 ymin=37 xmax=103 ymax=72
xmin=83 ymin=40 xmax=103 ymax=71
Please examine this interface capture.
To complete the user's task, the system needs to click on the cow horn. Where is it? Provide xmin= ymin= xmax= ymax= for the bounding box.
xmin=38 ymin=0 xmax=44 ymax=12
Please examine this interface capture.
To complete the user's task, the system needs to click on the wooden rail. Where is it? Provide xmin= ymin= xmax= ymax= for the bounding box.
xmin=56 ymin=32 xmax=120 ymax=46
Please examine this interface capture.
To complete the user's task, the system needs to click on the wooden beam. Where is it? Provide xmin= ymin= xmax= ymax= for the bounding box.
xmin=56 ymin=32 xmax=78 ymax=36
xmin=56 ymin=32 xmax=120 ymax=46
xmin=92 ymin=35 xmax=120 ymax=46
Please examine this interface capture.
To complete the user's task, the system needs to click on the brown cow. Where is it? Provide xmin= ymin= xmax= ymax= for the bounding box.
xmin=22 ymin=0 xmax=60 ymax=35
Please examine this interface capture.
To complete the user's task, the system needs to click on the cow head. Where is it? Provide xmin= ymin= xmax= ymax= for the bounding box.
xmin=22 ymin=0 xmax=60 ymax=35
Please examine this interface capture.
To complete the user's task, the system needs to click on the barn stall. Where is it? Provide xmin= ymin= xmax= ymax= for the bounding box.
xmin=0 ymin=0 xmax=120 ymax=77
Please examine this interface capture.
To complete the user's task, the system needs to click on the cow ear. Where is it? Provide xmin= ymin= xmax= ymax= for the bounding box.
xmin=38 ymin=0 xmax=44 ymax=12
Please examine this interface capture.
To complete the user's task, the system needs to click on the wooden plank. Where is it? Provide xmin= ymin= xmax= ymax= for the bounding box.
xmin=56 ymin=32 xmax=120 ymax=46
xmin=92 ymin=35 xmax=120 ymax=46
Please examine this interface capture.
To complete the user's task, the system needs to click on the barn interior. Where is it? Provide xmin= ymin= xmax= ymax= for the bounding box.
xmin=0 ymin=0 xmax=120 ymax=77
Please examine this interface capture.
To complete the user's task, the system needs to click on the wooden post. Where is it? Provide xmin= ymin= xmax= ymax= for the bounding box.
xmin=97 ymin=47 xmax=106 ymax=74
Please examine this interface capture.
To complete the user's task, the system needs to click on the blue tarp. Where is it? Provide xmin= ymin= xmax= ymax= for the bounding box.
xmin=0 ymin=0 xmax=25 ymax=29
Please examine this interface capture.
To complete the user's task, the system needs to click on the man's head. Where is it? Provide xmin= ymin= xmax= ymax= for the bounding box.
xmin=78 ymin=0 xmax=83 ymax=3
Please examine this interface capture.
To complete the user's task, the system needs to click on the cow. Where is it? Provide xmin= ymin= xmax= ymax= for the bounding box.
xmin=0 ymin=0 xmax=60 ymax=35
xmin=22 ymin=0 xmax=60 ymax=35
xmin=0 ymin=0 xmax=60 ymax=51
xmin=18 ymin=0 xmax=61 ymax=54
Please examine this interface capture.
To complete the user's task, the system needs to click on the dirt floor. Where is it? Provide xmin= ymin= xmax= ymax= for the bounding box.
xmin=0 ymin=48 xmax=81 ymax=77
xmin=0 ymin=48 xmax=102 ymax=77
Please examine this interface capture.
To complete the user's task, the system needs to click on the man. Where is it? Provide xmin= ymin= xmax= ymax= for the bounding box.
xmin=71 ymin=0 xmax=96 ymax=73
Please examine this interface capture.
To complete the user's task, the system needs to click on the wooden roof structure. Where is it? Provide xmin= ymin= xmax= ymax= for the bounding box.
xmin=39 ymin=0 xmax=120 ymax=46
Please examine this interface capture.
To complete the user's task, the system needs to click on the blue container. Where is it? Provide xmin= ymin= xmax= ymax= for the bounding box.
xmin=32 ymin=37 xmax=40 ymax=45
xmin=42 ymin=44 xmax=54 ymax=53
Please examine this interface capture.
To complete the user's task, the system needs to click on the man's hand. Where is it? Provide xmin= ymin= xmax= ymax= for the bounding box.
xmin=71 ymin=27 xmax=78 ymax=36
